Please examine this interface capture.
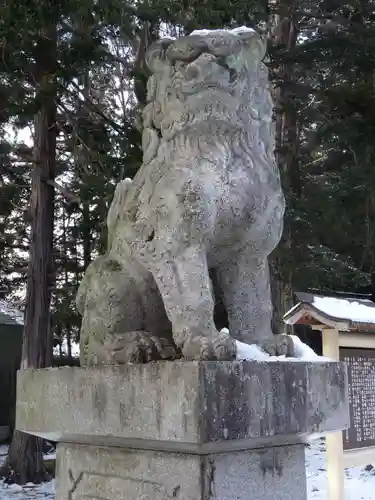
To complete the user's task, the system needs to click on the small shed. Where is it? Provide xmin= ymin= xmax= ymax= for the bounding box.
xmin=283 ymin=291 xmax=375 ymax=351
xmin=0 ymin=300 xmax=23 ymax=442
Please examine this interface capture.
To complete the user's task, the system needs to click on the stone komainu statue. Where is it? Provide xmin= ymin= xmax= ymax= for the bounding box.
xmin=76 ymin=27 xmax=294 ymax=365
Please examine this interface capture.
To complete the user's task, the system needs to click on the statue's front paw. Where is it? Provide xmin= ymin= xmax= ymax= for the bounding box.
xmin=101 ymin=331 xmax=180 ymax=364
xmin=258 ymin=334 xmax=295 ymax=357
xmin=181 ymin=331 xmax=236 ymax=361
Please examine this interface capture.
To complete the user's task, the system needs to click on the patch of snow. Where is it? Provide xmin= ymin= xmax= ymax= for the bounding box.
xmin=6 ymin=484 xmax=22 ymax=492
xmin=290 ymin=335 xmax=331 ymax=361
xmin=0 ymin=300 xmax=24 ymax=325
xmin=0 ymin=480 xmax=54 ymax=499
xmin=190 ymin=29 xmax=220 ymax=36
xmin=306 ymin=438 xmax=375 ymax=500
xmin=231 ymin=26 xmax=257 ymax=35
xmin=235 ymin=340 xmax=270 ymax=361
xmin=283 ymin=301 xmax=300 ymax=318
xmin=229 ymin=331 xmax=332 ymax=362
xmin=312 ymin=295 xmax=375 ymax=324
xmin=191 ymin=26 xmax=256 ymax=37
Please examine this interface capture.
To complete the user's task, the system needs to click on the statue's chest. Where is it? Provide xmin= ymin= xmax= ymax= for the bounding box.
xmin=212 ymin=166 xmax=266 ymax=220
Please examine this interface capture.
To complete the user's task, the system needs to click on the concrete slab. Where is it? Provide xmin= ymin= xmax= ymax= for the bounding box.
xmin=16 ymin=360 xmax=348 ymax=453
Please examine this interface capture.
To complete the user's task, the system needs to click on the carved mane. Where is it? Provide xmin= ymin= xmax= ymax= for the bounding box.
xmin=139 ymin=29 xmax=274 ymax=169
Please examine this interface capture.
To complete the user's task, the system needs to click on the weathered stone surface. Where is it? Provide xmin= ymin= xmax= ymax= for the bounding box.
xmin=75 ymin=27 xmax=291 ymax=364
xmin=55 ymin=442 xmax=307 ymax=500
xmin=16 ymin=360 xmax=348 ymax=452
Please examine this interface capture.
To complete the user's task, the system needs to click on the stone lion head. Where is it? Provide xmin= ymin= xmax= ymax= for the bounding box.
xmin=141 ymin=28 xmax=274 ymax=167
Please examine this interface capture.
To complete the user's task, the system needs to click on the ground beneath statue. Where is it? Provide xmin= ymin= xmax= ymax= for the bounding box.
xmin=0 ymin=440 xmax=374 ymax=499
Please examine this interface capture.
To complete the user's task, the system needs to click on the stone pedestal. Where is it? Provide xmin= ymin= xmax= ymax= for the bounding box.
xmin=56 ymin=443 xmax=306 ymax=500
xmin=16 ymin=361 xmax=349 ymax=499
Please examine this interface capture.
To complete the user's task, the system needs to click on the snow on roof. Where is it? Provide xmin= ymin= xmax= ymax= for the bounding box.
xmin=283 ymin=292 xmax=375 ymax=329
xmin=0 ymin=299 xmax=24 ymax=326
xmin=312 ymin=295 xmax=375 ymax=324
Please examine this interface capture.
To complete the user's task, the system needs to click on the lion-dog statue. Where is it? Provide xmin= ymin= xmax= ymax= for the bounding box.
xmin=76 ymin=27 xmax=294 ymax=365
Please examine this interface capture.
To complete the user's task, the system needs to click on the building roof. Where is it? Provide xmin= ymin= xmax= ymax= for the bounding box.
xmin=0 ymin=300 xmax=24 ymax=326
xmin=283 ymin=292 xmax=375 ymax=332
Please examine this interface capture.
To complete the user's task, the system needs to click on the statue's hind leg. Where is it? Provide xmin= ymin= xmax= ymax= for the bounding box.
xmin=77 ymin=255 xmax=178 ymax=365
xmin=217 ymin=249 xmax=294 ymax=356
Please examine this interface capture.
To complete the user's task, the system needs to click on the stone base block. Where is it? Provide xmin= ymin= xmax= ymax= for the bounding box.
xmin=16 ymin=361 xmax=348 ymax=452
xmin=56 ymin=442 xmax=307 ymax=500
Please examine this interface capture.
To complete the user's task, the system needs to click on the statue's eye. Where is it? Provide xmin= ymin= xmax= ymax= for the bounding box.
xmin=185 ymin=65 xmax=200 ymax=80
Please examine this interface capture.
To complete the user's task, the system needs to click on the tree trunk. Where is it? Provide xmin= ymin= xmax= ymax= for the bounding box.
xmin=270 ymin=253 xmax=294 ymax=335
xmin=269 ymin=0 xmax=299 ymax=334
xmin=1 ymin=433 xmax=48 ymax=485
xmin=67 ymin=329 xmax=72 ymax=359
xmin=0 ymin=22 xmax=57 ymax=485
xmin=82 ymin=202 xmax=92 ymax=269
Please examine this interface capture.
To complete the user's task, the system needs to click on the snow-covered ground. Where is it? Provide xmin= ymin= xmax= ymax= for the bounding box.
xmin=0 ymin=446 xmax=54 ymax=500
xmin=0 ymin=482 xmax=54 ymax=500
xmin=1 ymin=439 xmax=375 ymax=499
xmin=306 ymin=438 xmax=375 ymax=499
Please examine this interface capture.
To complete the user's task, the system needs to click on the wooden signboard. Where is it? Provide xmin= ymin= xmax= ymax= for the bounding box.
xmin=322 ymin=333 xmax=375 ymax=500
xmin=340 ymin=347 xmax=375 ymax=451
xmin=282 ymin=296 xmax=375 ymax=500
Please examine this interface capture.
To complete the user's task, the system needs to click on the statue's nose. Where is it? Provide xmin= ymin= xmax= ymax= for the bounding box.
xmin=166 ymin=36 xmax=209 ymax=64
xmin=184 ymin=54 xmax=233 ymax=83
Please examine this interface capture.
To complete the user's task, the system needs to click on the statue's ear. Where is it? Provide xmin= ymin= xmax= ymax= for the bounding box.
xmin=146 ymin=39 xmax=174 ymax=74
xmin=232 ymin=28 xmax=266 ymax=62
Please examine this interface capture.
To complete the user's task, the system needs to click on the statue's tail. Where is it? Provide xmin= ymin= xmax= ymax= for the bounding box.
xmin=76 ymin=178 xmax=133 ymax=316
xmin=106 ymin=178 xmax=133 ymax=246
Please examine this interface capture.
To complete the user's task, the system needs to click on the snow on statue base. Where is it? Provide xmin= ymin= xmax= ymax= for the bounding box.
xmin=16 ymin=360 xmax=348 ymax=500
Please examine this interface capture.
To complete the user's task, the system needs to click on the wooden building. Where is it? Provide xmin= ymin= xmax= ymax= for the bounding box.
xmin=284 ymin=292 xmax=375 ymax=500
xmin=0 ymin=300 xmax=23 ymax=442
